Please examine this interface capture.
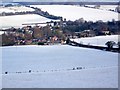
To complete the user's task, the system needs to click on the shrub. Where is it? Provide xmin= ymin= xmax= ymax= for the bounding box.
xmin=118 ymin=41 xmax=120 ymax=49
xmin=105 ymin=41 xmax=116 ymax=50
xmin=5 ymin=72 xmax=8 ymax=74
xmin=66 ymin=38 xmax=70 ymax=44
xmin=29 ymin=70 xmax=31 ymax=73
xmin=38 ymin=42 xmax=45 ymax=45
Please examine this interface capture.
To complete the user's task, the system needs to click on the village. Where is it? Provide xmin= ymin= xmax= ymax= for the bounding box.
xmin=1 ymin=22 xmax=65 ymax=46
xmin=1 ymin=17 xmax=120 ymax=47
xmin=0 ymin=3 xmax=119 ymax=49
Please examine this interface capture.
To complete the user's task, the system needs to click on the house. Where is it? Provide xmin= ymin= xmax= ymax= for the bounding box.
xmin=80 ymin=30 xmax=95 ymax=37
xmin=101 ymin=29 xmax=110 ymax=35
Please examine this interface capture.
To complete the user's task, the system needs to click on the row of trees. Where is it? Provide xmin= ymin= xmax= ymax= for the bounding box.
xmin=62 ymin=19 xmax=120 ymax=36
xmin=30 ymin=6 xmax=62 ymax=20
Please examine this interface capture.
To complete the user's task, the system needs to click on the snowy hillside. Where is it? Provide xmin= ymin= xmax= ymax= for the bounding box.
xmin=0 ymin=14 xmax=52 ymax=29
xmin=31 ymin=5 xmax=118 ymax=22
xmin=71 ymin=35 xmax=119 ymax=47
xmin=2 ymin=45 xmax=118 ymax=88
xmin=99 ymin=5 xmax=118 ymax=11
xmin=85 ymin=5 xmax=118 ymax=11
xmin=90 ymin=5 xmax=118 ymax=12
xmin=0 ymin=6 xmax=34 ymax=13
xmin=0 ymin=5 xmax=118 ymax=29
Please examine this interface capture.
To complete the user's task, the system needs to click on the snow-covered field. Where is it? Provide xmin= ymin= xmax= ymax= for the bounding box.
xmin=0 ymin=5 xmax=119 ymax=29
xmin=0 ymin=5 xmax=119 ymax=88
xmin=0 ymin=14 xmax=52 ymax=29
xmin=2 ymin=45 xmax=118 ymax=88
xmin=0 ymin=6 xmax=54 ymax=29
xmin=71 ymin=35 xmax=119 ymax=47
xmin=85 ymin=5 xmax=118 ymax=11
xmin=0 ymin=6 xmax=34 ymax=13
xmin=100 ymin=5 xmax=118 ymax=11
xmin=31 ymin=5 xmax=118 ymax=22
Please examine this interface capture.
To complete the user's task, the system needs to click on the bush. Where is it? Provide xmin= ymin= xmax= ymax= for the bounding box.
xmin=5 ymin=72 xmax=8 ymax=74
xmin=29 ymin=70 xmax=31 ymax=73
xmin=2 ymin=34 xmax=15 ymax=46
xmin=66 ymin=38 xmax=70 ymax=44
xmin=118 ymin=41 xmax=120 ymax=49
xmin=38 ymin=42 xmax=45 ymax=45
xmin=105 ymin=41 xmax=116 ymax=50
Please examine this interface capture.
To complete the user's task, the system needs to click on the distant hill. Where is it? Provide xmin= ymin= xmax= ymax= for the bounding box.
xmin=13 ymin=0 xmax=119 ymax=2
xmin=1 ymin=0 xmax=13 ymax=3
xmin=1 ymin=0 xmax=119 ymax=5
xmin=12 ymin=2 xmax=119 ymax=5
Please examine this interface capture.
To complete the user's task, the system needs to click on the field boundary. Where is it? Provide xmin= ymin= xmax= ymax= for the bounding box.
xmin=68 ymin=40 xmax=120 ymax=53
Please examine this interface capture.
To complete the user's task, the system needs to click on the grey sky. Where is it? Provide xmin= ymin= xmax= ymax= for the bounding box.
xmin=1 ymin=0 xmax=119 ymax=3
xmin=13 ymin=0 xmax=120 ymax=2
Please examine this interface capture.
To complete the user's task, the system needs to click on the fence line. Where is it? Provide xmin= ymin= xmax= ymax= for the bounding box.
xmin=68 ymin=40 xmax=120 ymax=53
xmin=2 ymin=65 xmax=117 ymax=75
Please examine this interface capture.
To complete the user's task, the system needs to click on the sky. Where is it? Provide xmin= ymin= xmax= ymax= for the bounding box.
xmin=10 ymin=0 xmax=120 ymax=2
xmin=0 ymin=0 xmax=119 ymax=3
